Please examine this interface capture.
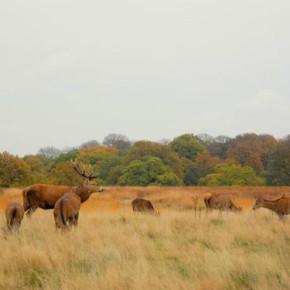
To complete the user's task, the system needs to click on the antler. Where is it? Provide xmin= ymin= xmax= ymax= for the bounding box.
xmin=71 ymin=160 xmax=99 ymax=181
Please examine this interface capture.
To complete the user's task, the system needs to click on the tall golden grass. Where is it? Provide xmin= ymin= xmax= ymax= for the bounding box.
xmin=0 ymin=187 xmax=290 ymax=289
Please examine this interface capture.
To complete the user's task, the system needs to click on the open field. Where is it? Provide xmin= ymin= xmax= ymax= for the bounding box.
xmin=1 ymin=186 xmax=290 ymax=212
xmin=0 ymin=187 xmax=290 ymax=290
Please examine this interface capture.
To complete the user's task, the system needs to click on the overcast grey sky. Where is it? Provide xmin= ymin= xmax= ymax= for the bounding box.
xmin=1 ymin=0 xmax=289 ymax=156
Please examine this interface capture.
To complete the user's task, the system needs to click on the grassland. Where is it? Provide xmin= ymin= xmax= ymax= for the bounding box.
xmin=0 ymin=187 xmax=290 ymax=290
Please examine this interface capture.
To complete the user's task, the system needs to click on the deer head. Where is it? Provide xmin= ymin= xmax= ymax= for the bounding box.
xmin=71 ymin=160 xmax=104 ymax=199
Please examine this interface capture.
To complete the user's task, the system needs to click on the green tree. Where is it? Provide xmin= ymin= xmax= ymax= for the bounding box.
xmin=266 ymin=137 xmax=290 ymax=185
xmin=54 ymin=150 xmax=79 ymax=163
xmin=199 ymin=163 xmax=265 ymax=186
xmin=126 ymin=141 xmax=183 ymax=177
xmin=119 ymin=157 xmax=182 ymax=186
xmin=97 ymin=155 xmax=123 ymax=185
xmin=170 ymin=134 xmax=205 ymax=161
xmin=183 ymin=152 xmax=221 ymax=185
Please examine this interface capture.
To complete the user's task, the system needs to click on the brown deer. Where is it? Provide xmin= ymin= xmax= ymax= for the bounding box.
xmin=54 ymin=192 xmax=81 ymax=230
xmin=204 ymin=194 xmax=241 ymax=212
xmin=131 ymin=198 xmax=159 ymax=215
xmin=253 ymin=194 xmax=290 ymax=219
xmin=5 ymin=201 xmax=24 ymax=232
xmin=23 ymin=160 xmax=103 ymax=217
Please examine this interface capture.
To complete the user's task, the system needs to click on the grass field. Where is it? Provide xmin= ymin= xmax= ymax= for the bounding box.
xmin=0 ymin=187 xmax=290 ymax=290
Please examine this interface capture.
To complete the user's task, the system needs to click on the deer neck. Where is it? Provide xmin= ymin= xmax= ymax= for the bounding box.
xmin=262 ymin=200 xmax=277 ymax=211
xmin=73 ymin=186 xmax=92 ymax=203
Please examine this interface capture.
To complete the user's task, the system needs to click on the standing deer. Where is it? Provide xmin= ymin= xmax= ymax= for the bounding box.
xmin=131 ymin=198 xmax=159 ymax=215
xmin=23 ymin=160 xmax=103 ymax=217
xmin=5 ymin=201 xmax=24 ymax=232
xmin=54 ymin=192 xmax=81 ymax=230
xmin=253 ymin=194 xmax=290 ymax=219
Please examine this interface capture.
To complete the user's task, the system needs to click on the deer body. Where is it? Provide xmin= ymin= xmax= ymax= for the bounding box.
xmin=204 ymin=194 xmax=241 ymax=212
xmin=5 ymin=202 xmax=24 ymax=232
xmin=23 ymin=183 xmax=103 ymax=217
xmin=132 ymin=198 xmax=159 ymax=214
xmin=54 ymin=192 xmax=81 ymax=230
xmin=254 ymin=195 xmax=290 ymax=219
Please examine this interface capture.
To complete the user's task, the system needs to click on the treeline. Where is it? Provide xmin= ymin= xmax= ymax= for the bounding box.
xmin=1 ymin=133 xmax=290 ymax=187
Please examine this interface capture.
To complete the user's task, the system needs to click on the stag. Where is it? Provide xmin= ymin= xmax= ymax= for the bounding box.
xmin=131 ymin=198 xmax=159 ymax=215
xmin=23 ymin=160 xmax=103 ymax=217
xmin=54 ymin=192 xmax=81 ymax=230
xmin=5 ymin=201 xmax=24 ymax=232
xmin=204 ymin=194 xmax=241 ymax=212
xmin=253 ymin=194 xmax=290 ymax=219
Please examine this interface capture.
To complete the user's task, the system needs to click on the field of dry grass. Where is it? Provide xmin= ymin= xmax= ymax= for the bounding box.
xmin=0 ymin=187 xmax=290 ymax=290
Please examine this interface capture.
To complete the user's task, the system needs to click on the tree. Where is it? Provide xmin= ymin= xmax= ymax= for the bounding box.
xmin=54 ymin=150 xmax=79 ymax=163
xmin=79 ymin=140 xmax=100 ymax=149
xmin=97 ymin=155 xmax=123 ymax=185
xmin=78 ymin=146 xmax=117 ymax=164
xmin=23 ymin=155 xmax=48 ymax=183
xmin=38 ymin=146 xmax=61 ymax=159
xmin=197 ymin=133 xmax=215 ymax=144
xmin=207 ymin=136 xmax=231 ymax=159
xmin=226 ymin=133 xmax=277 ymax=174
xmin=183 ymin=152 xmax=221 ymax=185
xmin=103 ymin=134 xmax=131 ymax=154
xmin=126 ymin=141 xmax=183 ymax=177
xmin=0 ymin=152 xmax=32 ymax=186
xmin=199 ymin=163 xmax=265 ymax=186
xmin=119 ymin=157 xmax=182 ymax=186
xmin=266 ymin=137 xmax=290 ymax=185
xmin=170 ymin=134 xmax=205 ymax=161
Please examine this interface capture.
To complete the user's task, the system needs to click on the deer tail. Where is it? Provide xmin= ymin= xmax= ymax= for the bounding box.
xmin=22 ymin=188 xmax=30 ymax=212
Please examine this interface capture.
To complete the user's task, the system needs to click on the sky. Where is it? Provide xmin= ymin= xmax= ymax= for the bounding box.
xmin=0 ymin=0 xmax=290 ymax=156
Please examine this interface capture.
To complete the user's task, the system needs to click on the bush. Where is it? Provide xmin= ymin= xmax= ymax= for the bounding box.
xmin=119 ymin=157 xmax=182 ymax=186
xmin=156 ymin=172 xmax=183 ymax=186
xmin=199 ymin=163 xmax=265 ymax=186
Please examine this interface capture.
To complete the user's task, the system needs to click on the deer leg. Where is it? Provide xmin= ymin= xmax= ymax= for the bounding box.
xmin=7 ymin=218 xmax=12 ymax=232
xmin=25 ymin=206 xmax=37 ymax=218
xmin=75 ymin=213 xmax=79 ymax=226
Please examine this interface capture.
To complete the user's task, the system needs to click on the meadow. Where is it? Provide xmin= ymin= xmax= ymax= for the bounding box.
xmin=0 ymin=187 xmax=290 ymax=290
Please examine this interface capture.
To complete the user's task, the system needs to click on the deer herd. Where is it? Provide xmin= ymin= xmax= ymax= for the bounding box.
xmin=3 ymin=161 xmax=290 ymax=233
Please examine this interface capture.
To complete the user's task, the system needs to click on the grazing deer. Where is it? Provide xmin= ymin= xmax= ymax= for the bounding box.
xmin=5 ymin=202 xmax=24 ymax=232
xmin=54 ymin=192 xmax=81 ymax=230
xmin=253 ymin=195 xmax=290 ymax=219
xmin=204 ymin=194 xmax=241 ymax=212
xmin=23 ymin=160 xmax=103 ymax=217
xmin=132 ymin=198 xmax=159 ymax=215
